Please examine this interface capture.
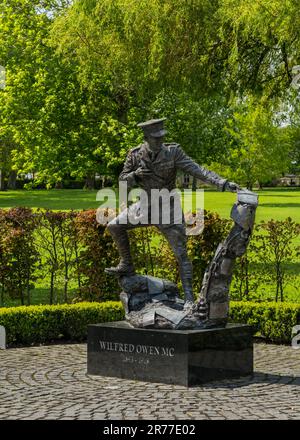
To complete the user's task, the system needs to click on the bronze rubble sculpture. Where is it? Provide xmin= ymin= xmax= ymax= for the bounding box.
xmin=105 ymin=118 xmax=258 ymax=329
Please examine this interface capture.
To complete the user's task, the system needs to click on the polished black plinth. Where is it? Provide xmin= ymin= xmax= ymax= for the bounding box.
xmin=87 ymin=321 xmax=253 ymax=386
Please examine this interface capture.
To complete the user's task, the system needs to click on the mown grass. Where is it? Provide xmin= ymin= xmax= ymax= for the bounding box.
xmin=1 ymin=187 xmax=300 ymax=222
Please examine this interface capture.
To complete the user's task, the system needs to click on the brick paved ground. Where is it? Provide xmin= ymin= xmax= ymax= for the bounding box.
xmin=0 ymin=342 xmax=299 ymax=420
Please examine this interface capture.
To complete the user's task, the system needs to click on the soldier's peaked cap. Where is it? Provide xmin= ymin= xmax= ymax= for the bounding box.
xmin=137 ymin=118 xmax=167 ymax=138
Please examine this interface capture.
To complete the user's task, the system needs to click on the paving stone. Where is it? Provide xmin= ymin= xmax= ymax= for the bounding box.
xmin=0 ymin=342 xmax=299 ymax=420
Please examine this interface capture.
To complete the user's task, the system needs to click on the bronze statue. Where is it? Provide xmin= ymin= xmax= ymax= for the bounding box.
xmin=105 ymin=118 xmax=258 ymax=329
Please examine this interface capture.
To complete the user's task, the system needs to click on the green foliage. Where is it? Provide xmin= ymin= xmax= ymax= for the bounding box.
xmin=231 ymin=218 xmax=300 ymax=302
xmin=2 ymin=188 xmax=300 ymax=223
xmin=50 ymin=0 xmax=300 ymax=185
xmin=187 ymin=211 xmax=231 ymax=293
xmin=0 ymin=207 xmax=39 ymax=305
xmin=0 ymin=0 xmax=131 ymax=187
xmin=250 ymin=218 xmax=300 ymax=301
xmin=0 ymin=207 xmax=232 ymax=304
xmin=128 ymin=211 xmax=230 ymax=295
xmin=0 ymin=300 xmax=298 ymax=345
xmin=129 ymin=227 xmax=158 ymax=278
xmin=230 ymin=301 xmax=300 ymax=343
xmin=0 ymin=0 xmax=64 ymax=186
xmin=52 ymin=0 xmax=300 ymax=100
xmin=0 ymin=301 xmax=124 ymax=345
xmin=52 ymin=0 xmax=225 ymax=100
xmin=211 ymin=97 xmax=292 ymax=189
xmin=74 ymin=209 xmax=119 ymax=300
xmin=35 ymin=210 xmax=79 ymax=304
xmin=230 ymin=252 xmax=263 ymax=302
xmin=149 ymin=92 xmax=232 ymax=165
xmin=0 ymin=206 xmax=299 ymax=306
xmin=1 ymin=0 xmax=300 ymax=187
xmin=218 ymin=0 xmax=300 ymax=96
xmin=0 ymin=208 xmax=120 ymax=305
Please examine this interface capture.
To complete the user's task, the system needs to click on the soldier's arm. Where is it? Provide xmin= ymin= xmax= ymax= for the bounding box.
xmin=174 ymin=145 xmax=228 ymax=191
xmin=119 ymin=150 xmax=138 ymax=188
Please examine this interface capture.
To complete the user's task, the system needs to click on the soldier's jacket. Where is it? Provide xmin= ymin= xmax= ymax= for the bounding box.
xmin=119 ymin=142 xmax=227 ymax=192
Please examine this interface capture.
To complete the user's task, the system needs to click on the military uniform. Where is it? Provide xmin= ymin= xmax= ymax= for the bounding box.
xmin=107 ymin=137 xmax=228 ymax=303
xmin=120 ymin=142 xmax=227 ymax=192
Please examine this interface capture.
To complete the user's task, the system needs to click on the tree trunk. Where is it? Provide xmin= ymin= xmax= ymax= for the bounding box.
xmin=55 ymin=181 xmax=63 ymax=189
xmin=146 ymin=231 xmax=154 ymax=276
xmin=275 ymin=263 xmax=280 ymax=302
xmin=74 ymin=239 xmax=81 ymax=294
xmin=50 ymin=272 xmax=54 ymax=305
xmin=192 ymin=176 xmax=197 ymax=192
xmin=140 ymin=230 xmax=148 ymax=275
xmin=0 ymin=284 xmax=4 ymax=306
xmin=84 ymin=173 xmax=95 ymax=190
xmin=27 ymin=280 xmax=31 ymax=306
xmin=0 ymin=169 xmax=6 ymax=190
xmin=279 ymin=268 xmax=284 ymax=302
xmin=20 ymin=287 xmax=24 ymax=306
xmin=7 ymin=170 xmax=17 ymax=189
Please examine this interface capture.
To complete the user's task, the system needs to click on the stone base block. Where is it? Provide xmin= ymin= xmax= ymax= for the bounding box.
xmin=87 ymin=321 xmax=253 ymax=386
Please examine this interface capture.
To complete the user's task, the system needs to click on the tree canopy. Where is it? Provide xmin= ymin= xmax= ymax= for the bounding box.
xmin=0 ymin=0 xmax=299 ymax=188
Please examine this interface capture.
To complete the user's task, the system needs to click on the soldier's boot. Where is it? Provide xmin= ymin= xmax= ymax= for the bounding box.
xmin=179 ymin=261 xmax=194 ymax=307
xmin=105 ymin=224 xmax=135 ymax=276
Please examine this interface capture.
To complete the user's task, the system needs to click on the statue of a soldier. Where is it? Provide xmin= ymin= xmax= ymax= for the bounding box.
xmin=106 ymin=118 xmax=239 ymax=306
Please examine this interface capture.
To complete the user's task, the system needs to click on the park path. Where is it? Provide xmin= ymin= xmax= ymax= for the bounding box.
xmin=0 ymin=342 xmax=299 ymax=420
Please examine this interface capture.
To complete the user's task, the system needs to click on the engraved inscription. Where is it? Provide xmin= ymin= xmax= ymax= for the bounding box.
xmin=98 ymin=340 xmax=175 ymax=357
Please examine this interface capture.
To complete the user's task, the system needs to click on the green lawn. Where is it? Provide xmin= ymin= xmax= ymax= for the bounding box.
xmin=1 ymin=187 xmax=300 ymax=223
xmin=0 ymin=189 xmax=99 ymax=211
xmin=190 ymin=187 xmax=300 ymax=223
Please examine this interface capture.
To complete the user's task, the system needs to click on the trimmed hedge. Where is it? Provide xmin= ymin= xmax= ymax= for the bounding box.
xmin=0 ymin=302 xmax=124 ymax=345
xmin=0 ymin=301 xmax=299 ymax=346
xmin=229 ymin=301 xmax=300 ymax=344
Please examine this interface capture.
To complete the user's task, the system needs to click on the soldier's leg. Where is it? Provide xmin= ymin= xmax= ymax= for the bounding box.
xmin=106 ymin=208 xmax=140 ymax=275
xmin=159 ymin=224 xmax=194 ymax=303
xmin=106 ymin=205 xmax=147 ymax=275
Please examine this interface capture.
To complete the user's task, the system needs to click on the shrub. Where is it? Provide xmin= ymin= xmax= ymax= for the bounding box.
xmin=128 ymin=211 xmax=230 ymax=294
xmin=231 ymin=218 xmax=300 ymax=302
xmin=1 ymin=300 xmax=298 ymax=346
xmin=251 ymin=218 xmax=300 ymax=301
xmin=230 ymin=301 xmax=300 ymax=343
xmin=74 ymin=210 xmax=119 ymax=301
xmin=35 ymin=210 xmax=79 ymax=304
xmin=0 ymin=301 xmax=124 ymax=345
xmin=0 ymin=208 xmax=123 ymax=305
xmin=0 ymin=207 xmax=299 ymax=306
xmin=187 ymin=211 xmax=231 ymax=293
xmin=0 ymin=208 xmax=38 ymax=305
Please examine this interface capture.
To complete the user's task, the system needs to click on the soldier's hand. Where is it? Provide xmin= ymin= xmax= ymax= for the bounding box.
xmin=225 ymin=181 xmax=240 ymax=193
xmin=134 ymin=167 xmax=152 ymax=178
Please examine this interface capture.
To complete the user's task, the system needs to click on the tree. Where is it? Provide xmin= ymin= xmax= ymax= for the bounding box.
xmin=0 ymin=0 xmax=131 ymax=188
xmin=50 ymin=0 xmax=300 ymax=181
xmin=0 ymin=0 xmax=73 ymax=188
xmin=52 ymin=0 xmax=300 ymax=102
xmin=50 ymin=0 xmax=237 ymax=175
xmin=148 ymin=92 xmax=230 ymax=164
xmin=211 ymin=97 xmax=292 ymax=189
xmin=218 ymin=0 xmax=300 ymax=97
xmin=2 ymin=0 xmax=300 ymax=188
xmin=51 ymin=0 xmax=228 ymax=103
